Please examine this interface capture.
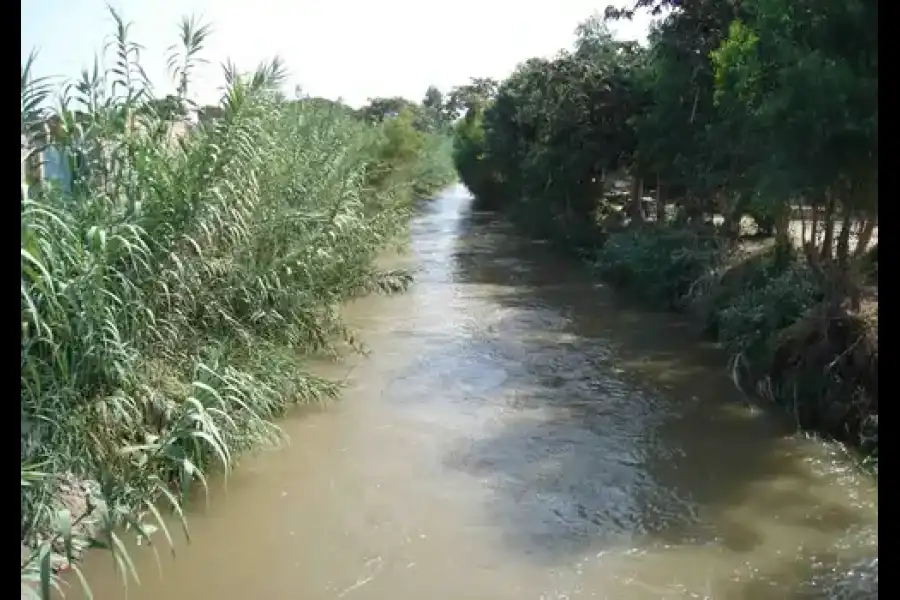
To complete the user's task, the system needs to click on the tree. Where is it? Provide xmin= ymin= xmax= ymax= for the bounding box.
xmin=358 ymin=96 xmax=420 ymax=124
xmin=445 ymin=78 xmax=498 ymax=121
xmin=455 ymin=0 xmax=876 ymax=258
xmin=451 ymin=17 xmax=647 ymax=240
xmin=711 ymin=0 xmax=877 ymax=257
xmin=422 ymin=85 xmax=444 ymax=113
xmin=421 ymin=85 xmax=449 ymax=131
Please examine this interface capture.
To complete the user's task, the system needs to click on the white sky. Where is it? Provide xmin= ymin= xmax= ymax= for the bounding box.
xmin=22 ymin=0 xmax=655 ymax=108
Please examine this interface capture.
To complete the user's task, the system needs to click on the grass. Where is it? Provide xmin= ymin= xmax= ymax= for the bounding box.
xmin=21 ymin=9 xmax=455 ymax=599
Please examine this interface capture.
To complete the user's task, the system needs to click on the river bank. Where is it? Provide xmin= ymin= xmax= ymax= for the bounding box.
xmin=485 ymin=200 xmax=878 ymax=470
xmin=596 ymin=224 xmax=877 ymax=462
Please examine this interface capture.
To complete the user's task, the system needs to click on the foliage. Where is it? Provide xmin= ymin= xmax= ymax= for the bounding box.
xmin=716 ymin=260 xmax=822 ymax=360
xmin=20 ymin=9 xmax=453 ymax=598
xmin=452 ymin=108 xmax=494 ymax=203
xmin=452 ymin=22 xmax=647 ymax=243
xmin=455 ymin=0 xmax=876 ymax=246
xmin=421 ymin=85 xmax=451 ymax=131
xmin=364 ymin=107 xmax=455 ymax=196
xmin=709 ymin=0 xmax=877 ymax=250
xmin=410 ymin=133 xmax=457 ymax=198
xmin=691 ymin=242 xmax=794 ymax=333
xmin=141 ymin=95 xmax=187 ymax=121
xmin=357 ymin=91 xmax=455 ymax=136
xmin=358 ymin=96 xmax=421 ymax=124
xmin=445 ymin=78 xmax=498 ymax=122
xmin=593 ymin=225 xmax=728 ymax=309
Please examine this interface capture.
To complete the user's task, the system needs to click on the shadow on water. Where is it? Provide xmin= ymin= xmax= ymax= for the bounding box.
xmin=392 ymin=193 xmax=876 ymax=594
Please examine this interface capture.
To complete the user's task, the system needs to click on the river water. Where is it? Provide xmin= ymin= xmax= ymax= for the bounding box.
xmin=76 ymin=185 xmax=877 ymax=599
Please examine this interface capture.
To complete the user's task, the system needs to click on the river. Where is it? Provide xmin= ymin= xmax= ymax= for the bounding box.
xmin=75 ymin=184 xmax=877 ymax=599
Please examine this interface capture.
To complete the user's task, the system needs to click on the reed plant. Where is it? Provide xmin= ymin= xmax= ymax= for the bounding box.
xmin=21 ymin=9 xmax=452 ymax=598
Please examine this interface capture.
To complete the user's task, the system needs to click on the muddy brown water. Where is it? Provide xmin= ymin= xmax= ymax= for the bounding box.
xmin=74 ymin=185 xmax=877 ymax=599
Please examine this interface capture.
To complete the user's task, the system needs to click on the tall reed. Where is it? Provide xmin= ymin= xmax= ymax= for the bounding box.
xmin=21 ymin=9 xmax=452 ymax=598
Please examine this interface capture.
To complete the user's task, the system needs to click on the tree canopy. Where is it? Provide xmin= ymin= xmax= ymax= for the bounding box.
xmin=453 ymin=0 xmax=877 ymax=258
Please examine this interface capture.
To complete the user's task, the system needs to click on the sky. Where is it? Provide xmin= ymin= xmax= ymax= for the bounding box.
xmin=22 ymin=0 xmax=656 ymax=109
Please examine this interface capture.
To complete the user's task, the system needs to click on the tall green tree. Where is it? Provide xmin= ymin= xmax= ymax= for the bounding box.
xmin=453 ymin=1 xmax=877 ymax=258
xmin=445 ymin=78 xmax=498 ymax=121
xmin=711 ymin=0 xmax=877 ymax=256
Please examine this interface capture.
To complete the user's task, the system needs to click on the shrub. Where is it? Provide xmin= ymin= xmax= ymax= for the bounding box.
xmin=592 ymin=226 xmax=728 ymax=309
xmin=716 ymin=262 xmax=823 ymax=360
xmin=691 ymin=242 xmax=797 ymax=336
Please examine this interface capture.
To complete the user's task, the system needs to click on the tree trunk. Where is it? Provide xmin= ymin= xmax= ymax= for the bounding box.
xmin=854 ymin=218 xmax=877 ymax=258
xmin=629 ymin=175 xmax=645 ymax=224
xmin=820 ymin=190 xmax=836 ymax=259
xmin=809 ymin=200 xmax=819 ymax=247
xmin=655 ymin=174 xmax=666 ymax=224
xmin=721 ymin=193 xmax=742 ymax=239
xmin=799 ymin=205 xmax=807 ymax=245
xmin=594 ymin=178 xmax=606 ymax=210
xmin=774 ymin=204 xmax=791 ymax=249
xmin=684 ymin=194 xmax=704 ymax=227
xmin=836 ymin=208 xmax=854 ymax=265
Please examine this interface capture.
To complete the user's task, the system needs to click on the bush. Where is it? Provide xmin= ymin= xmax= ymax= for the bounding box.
xmin=365 ymin=108 xmax=455 ymax=201
xmin=592 ymin=226 xmax=728 ymax=309
xmin=452 ymin=110 xmax=501 ymax=203
xmin=410 ymin=133 xmax=457 ymax=198
xmin=716 ymin=262 xmax=823 ymax=360
xmin=691 ymin=242 xmax=796 ymax=336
